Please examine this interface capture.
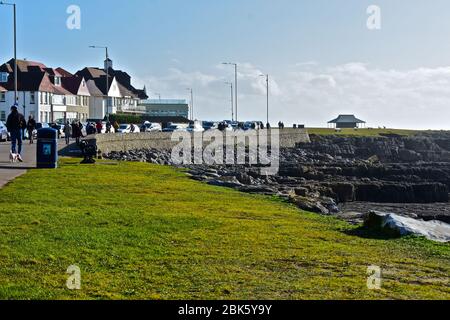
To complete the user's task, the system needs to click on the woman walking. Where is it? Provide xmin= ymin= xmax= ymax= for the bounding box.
xmin=27 ymin=115 xmax=36 ymax=144
xmin=64 ymin=121 xmax=72 ymax=145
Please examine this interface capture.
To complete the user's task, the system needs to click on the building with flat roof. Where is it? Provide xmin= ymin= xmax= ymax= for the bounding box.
xmin=139 ymin=99 xmax=189 ymax=118
xmin=328 ymin=114 xmax=366 ymax=129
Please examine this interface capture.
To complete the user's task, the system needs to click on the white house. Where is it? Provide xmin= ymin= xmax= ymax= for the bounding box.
xmin=85 ymin=77 xmax=122 ymax=120
xmin=0 ymin=59 xmax=89 ymax=123
xmin=76 ymin=58 xmax=147 ymax=120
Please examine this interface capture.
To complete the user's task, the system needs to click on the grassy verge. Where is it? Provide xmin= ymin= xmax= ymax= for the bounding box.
xmin=0 ymin=159 xmax=448 ymax=300
xmin=306 ymin=128 xmax=422 ymax=137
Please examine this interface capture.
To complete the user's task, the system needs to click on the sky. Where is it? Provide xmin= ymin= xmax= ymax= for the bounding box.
xmin=1 ymin=0 xmax=450 ymax=129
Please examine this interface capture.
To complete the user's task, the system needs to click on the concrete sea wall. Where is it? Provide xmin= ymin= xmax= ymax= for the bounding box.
xmin=89 ymin=129 xmax=310 ymax=154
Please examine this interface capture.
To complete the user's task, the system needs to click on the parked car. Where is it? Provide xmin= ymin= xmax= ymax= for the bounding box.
xmin=141 ymin=121 xmax=162 ymax=132
xmin=212 ymin=121 xmax=233 ymax=132
xmin=0 ymin=121 xmax=8 ymax=142
xmin=202 ymin=121 xmax=215 ymax=131
xmin=162 ymin=124 xmax=187 ymax=133
xmin=117 ymin=124 xmax=140 ymax=134
xmin=243 ymin=121 xmax=262 ymax=131
xmin=187 ymin=121 xmax=205 ymax=133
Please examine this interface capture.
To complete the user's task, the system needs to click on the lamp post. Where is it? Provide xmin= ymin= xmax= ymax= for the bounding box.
xmin=0 ymin=1 xmax=18 ymax=104
xmin=260 ymin=74 xmax=269 ymax=126
xmin=186 ymin=88 xmax=194 ymax=120
xmin=225 ymin=82 xmax=234 ymax=121
xmin=89 ymin=45 xmax=109 ymax=118
xmin=222 ymin=62 xmax=238 ymax=122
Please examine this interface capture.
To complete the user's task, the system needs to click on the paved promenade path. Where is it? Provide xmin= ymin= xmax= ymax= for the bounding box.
xmin=0 ymin=139 xmax=70 ymax=189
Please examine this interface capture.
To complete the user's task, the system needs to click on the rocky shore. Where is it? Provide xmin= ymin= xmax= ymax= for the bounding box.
xmin=104 ymin=131 xmax=450 ymax=226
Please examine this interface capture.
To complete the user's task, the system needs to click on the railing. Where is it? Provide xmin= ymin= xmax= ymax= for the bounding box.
xmin=141 ymin=99 xmax=187 ymax=105
xmin=118 ymin=104 xmax=147 ymax=113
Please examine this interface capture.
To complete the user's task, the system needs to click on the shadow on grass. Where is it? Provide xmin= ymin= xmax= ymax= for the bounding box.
xmin=344 ymin=226 xmax=402 ymax=240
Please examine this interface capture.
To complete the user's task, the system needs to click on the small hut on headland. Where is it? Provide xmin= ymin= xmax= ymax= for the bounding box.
xmin=328 ymin=115 xmax=366 ymax=129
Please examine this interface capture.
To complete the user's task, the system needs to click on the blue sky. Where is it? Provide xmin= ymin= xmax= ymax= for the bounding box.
xmin=2 ymin=0 xmax=450 ymax=128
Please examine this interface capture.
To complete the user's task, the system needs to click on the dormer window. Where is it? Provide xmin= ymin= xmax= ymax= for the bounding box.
xmin=0 ymin=72 xmax=8 ymax=83
xmin=54 ymin=76 xmax=62 ymax=86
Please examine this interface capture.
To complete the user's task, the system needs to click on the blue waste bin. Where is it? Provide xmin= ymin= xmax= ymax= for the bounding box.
xmin=37 ymin=128 xmax=58 ymax=169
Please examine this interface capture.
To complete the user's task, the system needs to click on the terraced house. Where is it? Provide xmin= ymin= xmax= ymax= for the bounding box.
xmin=0 ymin=57 xmax=147 ymax=123
xmin=75 ymin=58 xmax=148 ymax=119
xmin=0 ymin=59 xmax=89 ymax=123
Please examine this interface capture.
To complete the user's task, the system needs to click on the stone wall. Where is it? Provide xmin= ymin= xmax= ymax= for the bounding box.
xmin=89 ymin=129 xmax=310 ymax=154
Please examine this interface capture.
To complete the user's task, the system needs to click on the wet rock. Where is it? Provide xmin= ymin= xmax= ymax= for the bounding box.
xmin=326 ymin=182 xmax=355 ymax=202
xmin=236 ymin=173 xmax=255 ymax=185
xmin=289 ymin=195 xmax=330 ymax=215
xmin=294 ymin=187 xmax=308 ymax=197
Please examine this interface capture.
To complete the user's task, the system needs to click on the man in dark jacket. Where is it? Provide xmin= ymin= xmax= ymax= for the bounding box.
xmin=6 ymin=105 xmax=25 ymax=162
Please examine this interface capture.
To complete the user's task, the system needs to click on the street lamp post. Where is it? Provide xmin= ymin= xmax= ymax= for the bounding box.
xmin=260 ymin=74 xmax=269 ymax=126
xmin=222 ymin=63 xmax=238 ymax=122
xmin=225 ymin=82 xmax=234 ymax=121
xmin=1 ymin=1 xmax=18 ymax=104
xmin=186 ymin=88 xmax=194 ymax=120
xmin=89 ymin=45 xmax=109 ymax=118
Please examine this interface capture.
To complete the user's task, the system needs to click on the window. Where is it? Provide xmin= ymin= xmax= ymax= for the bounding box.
xmin=30 ymin=92 xmax=36 ymax=104
xmin=0 ymin=92 xmax=5 ymax=102
xmin=0 ymin=72 xmax=8 ymax=83
xmin=0 ymin=111 xmax=5 ymax=121
xmin=54 ymin=76 xmax=62 ymax=86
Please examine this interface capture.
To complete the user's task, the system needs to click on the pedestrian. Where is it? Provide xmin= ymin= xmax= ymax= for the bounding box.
xmin=6 ymin=105 xmax=25 ymax=162
xmin=27 ymin=115 xmax=36 ymax=144
xmin=78 ymin=121 xmax=85 ymax=138
xmin=113 ymin=121 xmax=119 ymax=133
xmin=96 ymin=121 xmax=103 ymax=134
xmin=64 ymin=121 xmax=72 ymax=145
xmin=72 ymin=121 xmax=81 ymax=145
xmin=106 ymin=121 xmax=112 ymax=133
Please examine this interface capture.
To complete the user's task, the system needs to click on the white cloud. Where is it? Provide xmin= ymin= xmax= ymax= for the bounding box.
xmin=134 ymin=62 xmax=450 ymax=129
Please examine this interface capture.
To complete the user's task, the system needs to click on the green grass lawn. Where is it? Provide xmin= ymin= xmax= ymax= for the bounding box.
xmin=307 ymin=128 xmax=422 ymax=137
xmin=0 ymin=159 xmax=448 ymax=300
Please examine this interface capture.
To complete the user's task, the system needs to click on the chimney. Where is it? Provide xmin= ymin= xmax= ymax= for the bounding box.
xmin=104 ymin=58 xmax=113 ymax=71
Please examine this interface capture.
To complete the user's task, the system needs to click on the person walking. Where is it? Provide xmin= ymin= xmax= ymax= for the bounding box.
xmin=113 ymin=121 xmax=119 ymax=133
xmin=96 ymin=121 xmax=103 ymax=134
xmin=27 ymin=115 xmax=36 ymax=144
xmin=72 ymin=121 xmax=81 ymax=145
xmin=106 ymin=121 xmax=112 ymax=133
xmin=6 ymin=105 xmax=25 ymax=162
xmin=64 ymin=121 xmax=72 ymax=145
xmin=78 ymin=121 xmax=84 ymax=138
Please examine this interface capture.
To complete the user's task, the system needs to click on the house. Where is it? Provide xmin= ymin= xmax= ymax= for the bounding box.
xmin=328 ymin=115 xmax=366 ymax=129
xmin=59 ymin=70 xmax=91 ymax=122
xmin=0 ymin=59 xmax=89 ymax=123
xmin=76 ymin=58 xmax=147 ymax=119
